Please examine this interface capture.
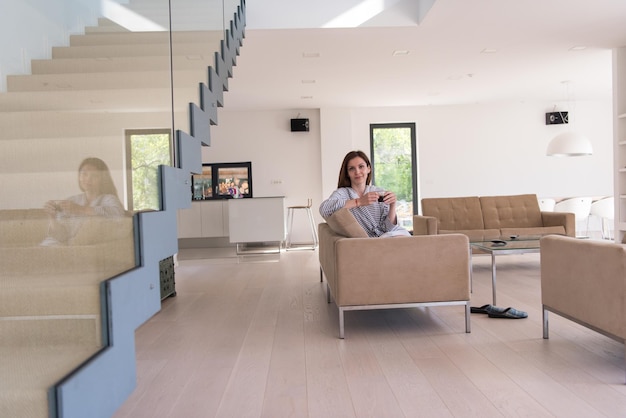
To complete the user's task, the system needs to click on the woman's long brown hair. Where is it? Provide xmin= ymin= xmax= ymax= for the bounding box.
xmin=337 ymin=150 xmax=372 ymax=188
xmin=78 ymin=157 xmax=119 ymax=197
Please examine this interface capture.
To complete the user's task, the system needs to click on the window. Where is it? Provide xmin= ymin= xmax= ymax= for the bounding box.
xmin=370 ymin=123 xmax=417 ymax=230
xmin=125 ymin=129 xmax=172 ymax=212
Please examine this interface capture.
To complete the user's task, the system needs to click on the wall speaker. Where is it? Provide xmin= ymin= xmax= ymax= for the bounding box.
xmin=290 ymin=118 xmax=309 ymax=132
xmin=545 ymin=111 xmax=568 ymax=125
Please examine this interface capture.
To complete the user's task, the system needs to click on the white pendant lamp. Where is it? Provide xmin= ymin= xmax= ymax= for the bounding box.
xmin=546 ymin=81 xmax=592 ymax=157
xmin=546 ymin=131 xmax=593 ymax=157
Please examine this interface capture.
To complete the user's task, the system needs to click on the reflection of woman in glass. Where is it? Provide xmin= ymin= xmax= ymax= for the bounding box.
xmin=41 ymin=157 xmax=126 ymax=245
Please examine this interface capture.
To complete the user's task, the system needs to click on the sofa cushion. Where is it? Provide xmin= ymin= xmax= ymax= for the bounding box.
xmin=440 ymin=229 xmax=501 ymax=242
xmin=480 ymin=194 xmax=542 ymax=229
xmin=421 ymin=196 xmax=484 ymax=231
xmin=325 ymin=208 xmax=368 ymax=238
xmin=500 ymin=226 xmax=565 ymax=238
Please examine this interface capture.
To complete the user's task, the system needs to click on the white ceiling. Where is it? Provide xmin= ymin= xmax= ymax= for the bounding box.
xmin=223 ymin=0 xmax=626 ymax=110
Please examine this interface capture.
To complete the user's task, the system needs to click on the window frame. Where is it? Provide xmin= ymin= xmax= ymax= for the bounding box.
xmin=369 ymin=122 xmax=419 ymax=219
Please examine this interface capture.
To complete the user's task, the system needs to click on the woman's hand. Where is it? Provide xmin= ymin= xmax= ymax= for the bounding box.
xmin=64 ymin=201 xmax=94 ymax=216
xmin=44 ymin=200 xmax=92 ymax=216
xmin=380 ymin=191 xmax=397 ymax=205
xmin=356 ymin=192 xmax=380 ymax=206
xmin=384 ymin=191 xmax=398 ymax=224
xmin=355 ymin=191 xmax=398 ymax=207
xmin=43 ymin=200 xmax=60 ymax=217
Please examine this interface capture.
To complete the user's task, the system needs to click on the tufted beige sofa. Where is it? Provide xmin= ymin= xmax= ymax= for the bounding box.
xmin=318 ymin=208 xmax=471 ymax=339
xmin=413 ymin=194 xmax=575 ymax=241
xmin=541 ymin=235 xmax=626 ymax=380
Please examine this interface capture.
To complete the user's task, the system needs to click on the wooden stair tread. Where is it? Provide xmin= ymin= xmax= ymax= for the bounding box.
xmin=0 ymin=86 xmax=199 ymax=116
xmin=69 ymin=30 xmax=222 ymax=46
xmin=7 ymin=68 xmax=206 ymax=92
xmin=52 ymin=41 xmax=221 ymax=59
xmin=31 ymin=55 xmax=213 ymax=75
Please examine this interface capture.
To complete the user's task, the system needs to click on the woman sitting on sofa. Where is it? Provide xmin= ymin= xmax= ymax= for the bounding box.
xmin=41 ymin=157 xmax=126 ymax=245
xmin=319 ymin=150 xmax=409 ymax=238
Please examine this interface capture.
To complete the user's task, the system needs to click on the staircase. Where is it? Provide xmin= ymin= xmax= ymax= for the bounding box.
xmin=0 ymin=1 xmax=245 ymax=416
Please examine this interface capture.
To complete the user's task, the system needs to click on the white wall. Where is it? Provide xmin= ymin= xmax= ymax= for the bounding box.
xmin=208 ymin=109 xmax=323 ymax=242
xmin=215 ymin=99 xmax=612 ymax=235
xmin=321 ymin=100 xmax=613 ymax=209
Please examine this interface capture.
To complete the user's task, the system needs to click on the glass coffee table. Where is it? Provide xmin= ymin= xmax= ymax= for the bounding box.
xmin=470 ymin=237 xmax=541 ymax=305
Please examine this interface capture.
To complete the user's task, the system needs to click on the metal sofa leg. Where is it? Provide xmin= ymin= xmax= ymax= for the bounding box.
xmin=542 ymin=305 xmax=549 ymax=339
xmin=339 ymin=307 xmax=345 ymax=339
xmin=326 ymin=283 xmax=331 ymax=303
xmin=320 ymin=266 xmax=323 ymax=282
xmin=465 ymin=303 xmax=471 ymax=333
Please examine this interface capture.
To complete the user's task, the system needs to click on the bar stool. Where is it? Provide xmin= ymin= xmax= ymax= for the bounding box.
xmin=286 ymin=198 xmax=318 ymax=250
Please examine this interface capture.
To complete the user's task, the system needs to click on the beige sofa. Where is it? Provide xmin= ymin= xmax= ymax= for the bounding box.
xmin=413 ymin=194 xmax=575 ymax=241
xmin=541 ymin=235 xmax=626 ymax=380
xmin=318 ymin=208 xmax=471 ymax=339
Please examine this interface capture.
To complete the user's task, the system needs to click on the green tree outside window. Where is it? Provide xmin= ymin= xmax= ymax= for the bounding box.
xmin=128 ymin=131 xmax=171 ymax=212
xmin=371 ymin=123 xmax=417 ymax=230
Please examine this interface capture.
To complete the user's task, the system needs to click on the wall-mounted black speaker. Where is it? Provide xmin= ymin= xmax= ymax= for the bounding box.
xmin=290 ymin=118 xmax=309 ymax=132
xmin=545 ymin=111 xmax=568 ymax=125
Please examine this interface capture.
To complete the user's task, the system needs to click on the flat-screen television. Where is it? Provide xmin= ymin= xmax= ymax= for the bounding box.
xmin=192 ymin=162 xmax=252 ymax=200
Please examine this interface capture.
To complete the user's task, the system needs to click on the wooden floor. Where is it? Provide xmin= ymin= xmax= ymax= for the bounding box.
xmin=113 ymin=248 xmax=626 ymax=418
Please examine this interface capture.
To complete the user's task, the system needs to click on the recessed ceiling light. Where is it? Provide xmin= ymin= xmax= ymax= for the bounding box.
xmin=300 ymin=95 xmax=313 ymax=99
xmin=392 ymin=50 xmax=410 ymax=56
xmin=301 ymin=79 xmax=316 ymax=84
xmin=481 ymin=48 xmax=498 ymax=54
xmin=569 ymin=45 xmax=587 ymax=51
xmin=302 ymin=52 xmax=320 ymax=58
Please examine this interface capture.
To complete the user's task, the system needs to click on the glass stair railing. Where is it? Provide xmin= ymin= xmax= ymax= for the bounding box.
xmin=0 ymin=0 xmax=245 ymax=416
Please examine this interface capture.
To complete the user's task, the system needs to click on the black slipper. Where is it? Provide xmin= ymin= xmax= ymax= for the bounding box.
xmin=470 ymin=305 xmax=513 ymax=315
xmin=487 ymin=307 xmax=528 ymax=319
xmin=470 ymin=304 xmax=492 ymax=314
